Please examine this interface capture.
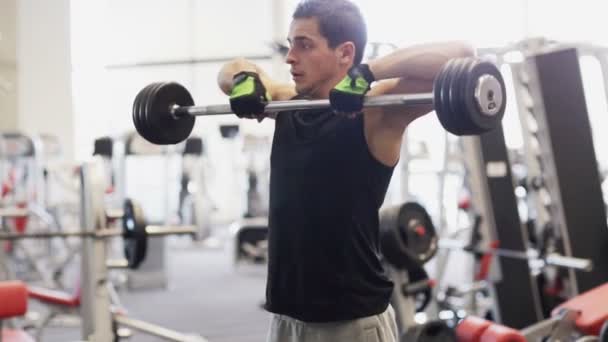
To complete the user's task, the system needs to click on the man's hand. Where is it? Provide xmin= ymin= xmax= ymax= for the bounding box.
xmin=329 ymin=63 xmax=375 ymax=116
xmin=230 ymin=71 xmax=272 ymax=121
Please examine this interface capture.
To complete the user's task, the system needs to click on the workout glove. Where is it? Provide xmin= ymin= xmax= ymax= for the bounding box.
xmin=230 ymin=71 xmax=272 ymax=121
xmin=329 ymin=63 xmax=375 ymax=115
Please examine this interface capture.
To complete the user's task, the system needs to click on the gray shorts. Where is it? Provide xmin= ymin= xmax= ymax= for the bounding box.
xmin=266 ymin=305 xmax=398 ymax=342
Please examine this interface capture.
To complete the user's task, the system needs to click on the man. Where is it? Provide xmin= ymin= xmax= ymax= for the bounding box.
xmin=217 ymin=1 xmax=474 ymax=340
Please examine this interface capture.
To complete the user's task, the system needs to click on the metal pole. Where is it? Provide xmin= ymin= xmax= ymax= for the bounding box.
xmin=438 ymin=238 xmax=592 ymax=271
xmin=0 ymin=225 xmax=196 ymax=240
xmin=79 ymin=159 xmax=113 ymax=341
xmin=387 ymin=267 xmax=416 ymax=336
xmin=175 ymin=93 xmax=435 ymax=117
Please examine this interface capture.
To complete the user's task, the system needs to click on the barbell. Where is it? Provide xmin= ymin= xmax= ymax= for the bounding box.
xmin=132 ymin=57 xmax=506 ymax=145
xmin=0 ymin=199 xmax=195 ymax=269
xmin=379 ymin=202 xmax=593 ymax=272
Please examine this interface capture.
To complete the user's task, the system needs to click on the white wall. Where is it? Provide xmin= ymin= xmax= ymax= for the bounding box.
xmin=526 ymin=0 xmax=608 ymax=45
xmin=70 ymin=0 xmax=279 ymax=157
xmin=0 ymin=0 xmax=18 ymax=131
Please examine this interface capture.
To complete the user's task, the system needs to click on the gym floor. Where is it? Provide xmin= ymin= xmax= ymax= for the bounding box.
xmin=39 ymin=229 xmax=270 ymax=342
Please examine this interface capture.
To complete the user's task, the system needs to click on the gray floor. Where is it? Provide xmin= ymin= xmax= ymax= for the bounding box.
xmin=37 ymin=238 xmax=270 ymax=342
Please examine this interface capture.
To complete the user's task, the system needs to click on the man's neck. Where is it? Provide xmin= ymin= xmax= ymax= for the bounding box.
xmin=309 ymin=71 xmax=349 ymax=99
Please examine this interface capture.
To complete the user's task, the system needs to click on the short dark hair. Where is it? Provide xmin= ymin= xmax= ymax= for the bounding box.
xmin=293 ymin=0 xmax=367 ymax=65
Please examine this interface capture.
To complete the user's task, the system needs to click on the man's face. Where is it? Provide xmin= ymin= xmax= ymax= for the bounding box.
xmin=286 ymin=18 xmax=347 ymax=98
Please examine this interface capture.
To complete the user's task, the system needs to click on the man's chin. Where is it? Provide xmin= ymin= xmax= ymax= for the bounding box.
xmin=295 ymin=85 xmax=311 ymax=97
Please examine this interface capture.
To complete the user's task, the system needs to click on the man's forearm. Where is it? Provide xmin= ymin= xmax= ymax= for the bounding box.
xmin=217 ymin=58 xmax=260 ymax=95
xmin=367 ymin=41 xmax=475 ymax=82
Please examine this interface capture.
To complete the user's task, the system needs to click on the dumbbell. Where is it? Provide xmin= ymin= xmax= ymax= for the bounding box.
xmin=132 ymin=57 xmax=506 ymax=145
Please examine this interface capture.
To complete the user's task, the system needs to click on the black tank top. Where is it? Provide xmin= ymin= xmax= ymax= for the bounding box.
xmin=264 ymin=105 xmax=395 ymax=322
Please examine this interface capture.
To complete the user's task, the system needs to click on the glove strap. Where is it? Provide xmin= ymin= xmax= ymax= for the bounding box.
xmin=346 ymin=63 xmax=375 ymax=91
xmin=355 ymin=63 xmax=375 ymax=84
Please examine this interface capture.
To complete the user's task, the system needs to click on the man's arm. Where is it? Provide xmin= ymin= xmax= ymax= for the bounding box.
xmin=217 ymin=57 xmax=296 ymax=102
xmin=363 ymin=41 xmax=475 ymax=166
xmin=369 ymin=41 xmax=475 ymax=85
xmin=367 ymin=41 xmax=475 ymax=125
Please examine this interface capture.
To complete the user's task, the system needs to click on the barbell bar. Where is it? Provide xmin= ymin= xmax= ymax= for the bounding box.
xmin=0 ymin=225 xmax=196 ymax=240
xmin=133 ymin=57 xmax=507 ymax=145
xmin=439 ymin=238 xmax=593 ymax=272
xmin=0 ymin=207 xmax=124 ymax=220
xmin=171 ymin=93 xmax=437 ymax=117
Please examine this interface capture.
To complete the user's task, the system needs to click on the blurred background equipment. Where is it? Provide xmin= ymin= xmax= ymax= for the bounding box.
xmin=2 ymin=1 xmax=608 ymax=340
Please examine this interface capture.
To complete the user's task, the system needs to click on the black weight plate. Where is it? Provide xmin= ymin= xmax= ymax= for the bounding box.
xmin=441 ymin=58 xmax=467 ymax=135
xmin=122 ymin=198 xmax=148 ymax=269
xmin=445 ymin=58 xmax=469 ymax=135
xmin=379 ymin=202 xmax=438 ymax=269
xmin=397 ymin=202 xmax=438 ymax=263
xmin=132 ymin=85 xmax=150 ymax=142
xmin=157 ymin=82 xmax=195 ymax=144
xmin=463 ymin=60 xmax=506 ymax=132
xmin=142 ymin=82 xmax=169 ymax=144
xmin=380 ymin=204 xmax=413 ymax=269
xmin=434 ymin=59 xmax=457 ymax=133
xmin=135 ymin=83 xmax=164 ymax=144
xmin=450 ymin=58 xmax=481 ymax=135
xmin=145 ymin=82 xmax=195 ymax=145
xmin=135 ymin=83 xmax=155 ymax=143
xmin=447 ymin=58 xmax=477 ymax=135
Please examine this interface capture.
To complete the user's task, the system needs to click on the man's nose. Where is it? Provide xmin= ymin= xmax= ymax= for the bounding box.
xmin=285 ymin=48 xmax=297 ymax=64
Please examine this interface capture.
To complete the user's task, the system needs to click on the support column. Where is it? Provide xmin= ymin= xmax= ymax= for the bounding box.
xmin=0 ymin=0 xmax=17 ymax=130
xmin=17 ymin=0 xmax=75 ymax=160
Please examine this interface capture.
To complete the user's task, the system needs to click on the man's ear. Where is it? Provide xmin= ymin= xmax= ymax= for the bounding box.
xmin=336 ymin=42 xmax=356 ymax=66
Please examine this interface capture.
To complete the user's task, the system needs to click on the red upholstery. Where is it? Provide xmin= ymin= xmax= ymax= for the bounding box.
xmin=14 ymin=202 xmax=28 ymax=233
xmin=458 ymin=197 xmax=471 ymax=211
xmin=476 ymin=240 xmax=500 ymax=281
xmin=1 ymin=181 xmax=12 ymax=198
xmin=0 ymin=281 xmax=34 ymax=342
xmin=0 ymin=281 xmax=27 ymax=319
xmin=553 ymin=282 xmax=608 ymax=335
xmin=479 ymin=323 xmax=526 ymax=342
xmin=1 ymin=329 xmax=36 ymax=342
xmin=28 ymin=285 xmax=81 ymax=308
xmin=457 ymin=316 xmax=492 ymax=342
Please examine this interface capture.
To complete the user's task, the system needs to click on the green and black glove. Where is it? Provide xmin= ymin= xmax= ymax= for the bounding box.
xmin=329 ymin=63 xmax=375 ymax=115
xmin=229 ymin=71 xmax=272 ymax=121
